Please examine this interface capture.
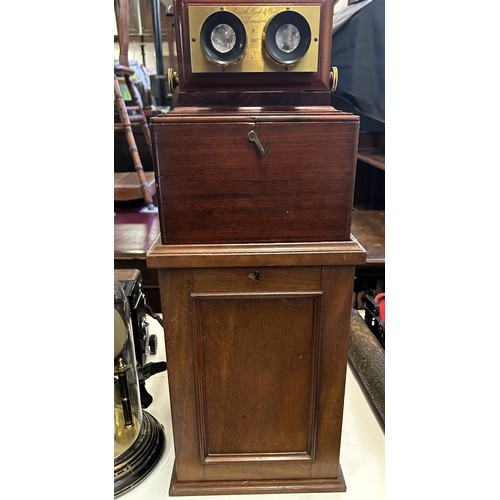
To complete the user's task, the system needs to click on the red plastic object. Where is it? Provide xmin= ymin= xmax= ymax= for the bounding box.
xmin=374 ymin=293 xmax=385 ymax=323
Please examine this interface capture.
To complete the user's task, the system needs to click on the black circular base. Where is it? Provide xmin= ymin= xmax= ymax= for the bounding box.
xmin=114 ymin=411 xmax=165 ymax=497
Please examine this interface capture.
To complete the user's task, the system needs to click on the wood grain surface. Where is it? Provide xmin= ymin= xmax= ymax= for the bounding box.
xmin=154 ymin=241 xmax=363 ymax=493
xmin=152 ymin=107 xmax=359 ymax=244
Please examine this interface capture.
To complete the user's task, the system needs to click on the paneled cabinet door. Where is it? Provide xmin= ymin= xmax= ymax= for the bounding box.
xmin=157 ymin=262 xmax=356 ymax=494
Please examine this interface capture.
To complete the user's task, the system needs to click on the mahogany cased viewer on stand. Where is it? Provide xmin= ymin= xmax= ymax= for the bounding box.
xmin=147 ymin=0 xmax=366 ymax=494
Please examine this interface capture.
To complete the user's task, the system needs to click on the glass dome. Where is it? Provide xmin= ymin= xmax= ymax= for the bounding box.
xmin=114 ymin=279 xmax=142 ymax=458
xmin=114 ymin=279 xmax=165 ymax=497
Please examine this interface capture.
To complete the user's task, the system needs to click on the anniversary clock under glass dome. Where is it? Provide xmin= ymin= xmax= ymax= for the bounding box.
xmin=113 ymin=280 xmax=165 ymax=497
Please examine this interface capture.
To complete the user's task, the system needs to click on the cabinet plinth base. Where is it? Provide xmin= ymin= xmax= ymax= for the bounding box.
xmin=169 ymin=464 xmax=346 ymax=496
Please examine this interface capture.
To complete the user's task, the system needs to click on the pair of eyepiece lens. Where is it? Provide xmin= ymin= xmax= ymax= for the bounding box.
xmin=200 ymin=10 xmax=311 ymax=66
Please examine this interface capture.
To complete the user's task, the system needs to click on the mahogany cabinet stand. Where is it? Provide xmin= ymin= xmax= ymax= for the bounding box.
xmin=147 ymin=240 xmax=366 ymax=495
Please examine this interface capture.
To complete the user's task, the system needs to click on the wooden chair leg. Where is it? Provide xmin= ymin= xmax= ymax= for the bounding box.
xmin=141 ymin=121 xmax=153 ymax=154
xmin=114 ymin=75 xmax=154 ymax=208
xmin=125 ymin=76 xmax=153 ymax=154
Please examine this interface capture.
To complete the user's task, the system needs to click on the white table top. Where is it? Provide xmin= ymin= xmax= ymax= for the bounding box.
xmin=120 ymin=315 xmax=385 ymax=499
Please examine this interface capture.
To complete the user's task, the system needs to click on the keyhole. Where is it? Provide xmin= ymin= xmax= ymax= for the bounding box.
xmin=248 ymin=271 xmax=260 ymax=281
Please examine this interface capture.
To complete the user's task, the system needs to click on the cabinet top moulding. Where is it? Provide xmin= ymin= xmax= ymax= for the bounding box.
xmin=146 ymin=239 xmax=366 ymax=268
xmin=151 ymin=105 xmax=359 ymax=124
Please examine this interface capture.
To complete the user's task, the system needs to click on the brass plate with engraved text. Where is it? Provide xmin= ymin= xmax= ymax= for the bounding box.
xmin=188 ymin=5 xmax=321 ymax=73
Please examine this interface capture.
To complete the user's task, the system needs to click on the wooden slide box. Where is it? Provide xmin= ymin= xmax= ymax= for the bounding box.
xmin=151 ymin=106 xmax=359 ymax=245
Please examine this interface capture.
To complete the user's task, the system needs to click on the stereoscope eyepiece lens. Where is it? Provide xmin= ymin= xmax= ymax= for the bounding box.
xmin=201 ymin=11 xmax=246 ymax=66
xmin=275 ymin=23 xmax=301 ymax=53
xmin=211 ymin=24 xmax=237 ymax=53
xmin=265 ymin=11 xmax=311 ymax=65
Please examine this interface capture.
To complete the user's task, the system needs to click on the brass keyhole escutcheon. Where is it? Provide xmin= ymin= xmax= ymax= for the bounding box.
xmin=248 ymin=130 xmax=271 ymax=157
xmin=248 ymin=271 xmax=260 ymax=281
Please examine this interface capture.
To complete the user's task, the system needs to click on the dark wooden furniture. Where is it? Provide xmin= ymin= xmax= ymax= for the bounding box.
xmin=114 ymin=205 xmax=162 ymax=312
xmin=351 ymin=209 xmax=384 ymax=267
xmin=152 ymin=106 xmax=359 ymax=244
xmin=353 ymin=132 xmax=384 ymax=211
xmin=147 ymin=239 xmax=366 ymax=495
xmin=114 ymin=171 xmax=155 ymax=203
xmin=350 ymin=131 xmax=385 ymax=296
xmin=114 ymin=0 xmax=156 ymax=209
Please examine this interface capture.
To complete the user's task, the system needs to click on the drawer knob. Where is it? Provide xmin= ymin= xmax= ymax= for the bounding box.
xmin=247 ymin=130 xmax=271 ymax=157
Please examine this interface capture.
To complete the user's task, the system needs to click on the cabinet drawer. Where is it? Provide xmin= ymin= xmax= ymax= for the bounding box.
xmin=192 ymin=266 xmax=321 ymax=293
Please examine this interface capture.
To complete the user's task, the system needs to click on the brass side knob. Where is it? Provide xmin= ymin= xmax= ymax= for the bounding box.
xmin=330 ymin=66 xmax=339 ymax=92
xmin=167 ymin=67 xmax=179 ymax=93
